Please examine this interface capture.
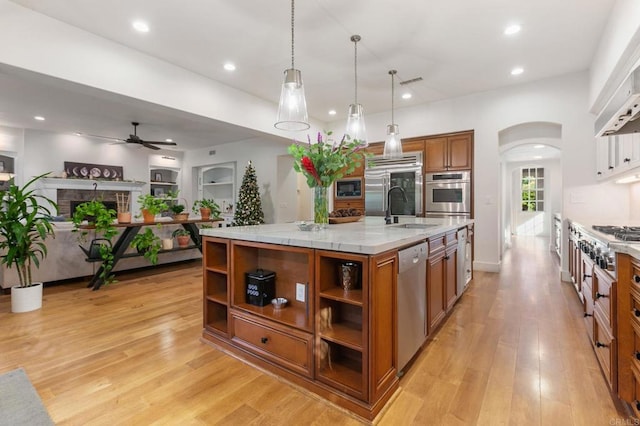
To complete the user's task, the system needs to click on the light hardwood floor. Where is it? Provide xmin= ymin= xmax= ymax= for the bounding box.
xmin=0 ymin=237 xmax=630 ymax=425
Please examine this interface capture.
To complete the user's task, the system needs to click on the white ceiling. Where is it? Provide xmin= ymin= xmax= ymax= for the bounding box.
xmin=501 ymin=143 xmax=562 ymax=163
xmin=1 ymin=0 xmax=616 ymax=151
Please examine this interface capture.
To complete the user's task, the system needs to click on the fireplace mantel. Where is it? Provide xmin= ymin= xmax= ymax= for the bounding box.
xmin=39 ymin=177 xmax=146 ymax=191
xmin=38 ymin=178 xmax=147 ymax=215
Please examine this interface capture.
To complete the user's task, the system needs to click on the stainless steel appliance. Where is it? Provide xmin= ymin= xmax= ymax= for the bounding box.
xmin=456 ymin=228 xmax=468 ymax=296
xmin=335 ymin=178 xmax=362 ymax=199
xmin=364 ymin=152 xmax=423 ymax=217
xmin=425 ymin=170 xmax=471 ymax=218
xmin=397 ymin=241 xmax=428 ymax=374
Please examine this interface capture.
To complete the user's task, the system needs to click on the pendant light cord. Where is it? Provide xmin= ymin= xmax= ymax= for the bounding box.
xmin=291 ymin=0 xmax=295 ymax=69
xmin=390 ymin=70 xmax=396 ymax=125
xmin=354 ymin=38 xmax=358 ymax=104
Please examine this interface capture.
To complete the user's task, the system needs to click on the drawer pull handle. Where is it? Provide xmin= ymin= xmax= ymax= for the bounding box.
xmin=635 ymin=351 xmax=640 ymax=361
xmin=584 ymin=313 xmax=592 ymax=318
xmin=583 ymin=274 xmax=592 ymax=280
xmin=636 ymin=400 xmax=640 ymax=411
xmin=260 ymin=337 xmax=268 ymax=344
xmin=634 ymin=275 xmax=640 ymax=284
xmin=596 ymin=292 xmax=608 ymax=299
xmin=635 ymin=308 xmax=640 ymax=317
xmin=596 ymin=341 xmax=608 ymax=348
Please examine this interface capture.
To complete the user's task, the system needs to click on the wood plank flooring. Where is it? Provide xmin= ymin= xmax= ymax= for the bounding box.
xmin=0 ymin=237 xmax=630 ymax=425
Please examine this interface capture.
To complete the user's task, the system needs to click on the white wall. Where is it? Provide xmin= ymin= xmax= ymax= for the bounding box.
xmin=183 ymin=137 xmax=291 ymax=224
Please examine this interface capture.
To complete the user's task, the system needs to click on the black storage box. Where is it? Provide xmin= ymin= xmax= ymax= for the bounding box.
xmin=245 ymin=269 xmax=276 ymax=307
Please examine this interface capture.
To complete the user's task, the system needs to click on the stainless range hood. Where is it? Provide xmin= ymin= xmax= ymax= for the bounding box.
xmin=595 ymin=66 xmax=640 ymax=137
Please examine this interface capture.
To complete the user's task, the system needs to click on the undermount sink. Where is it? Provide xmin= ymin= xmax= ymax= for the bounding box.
xmin=389 ymin=223 xmax=439 ymax=229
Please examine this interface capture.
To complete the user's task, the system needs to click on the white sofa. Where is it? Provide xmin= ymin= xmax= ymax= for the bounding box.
xmin=0 ymin=222 xmax=203 ymax=289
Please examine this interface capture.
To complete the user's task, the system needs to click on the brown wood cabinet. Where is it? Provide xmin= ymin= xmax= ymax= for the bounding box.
xmin=201 ymin=236 xmax=399 ymax=421
xmin=424 ymin=134 xmax=473 ymax=172
xmin=334 ymin=199 xmax=365 ymax=212
xmin=427 ymin=231 xmax=458 ymax=334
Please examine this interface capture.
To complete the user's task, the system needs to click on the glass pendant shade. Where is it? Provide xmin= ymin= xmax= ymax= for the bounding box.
xmin=345 ymin=103 xmax=367 ymax=144
xmin=275 ymin=68 xmax=310 ymax=131
xmin=383 ymin=124 xmax=403 ymax=158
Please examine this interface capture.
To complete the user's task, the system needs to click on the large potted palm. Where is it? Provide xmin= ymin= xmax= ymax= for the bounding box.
xmin=0 ymin=173 xmax=58 ymax=313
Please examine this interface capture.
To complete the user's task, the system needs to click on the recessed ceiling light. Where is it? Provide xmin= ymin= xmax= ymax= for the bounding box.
xmin=74 ymin=132 xmax=83 ymax=136
xmin=165 ymin=138 xmax=173 ymax=142
xmin=132 ymin=21 xmax=149 ymax=33
xmin=504 ymin=24 xmax=521 ymax=36
xmin=533 ymin=155 xmax=542 ymax=159
xmin=328 ymin=110 xmax=337 ymax=116
xmin=401 ymin=93 xmax=412 ymax=100
xmin=34 ymin=116 xmax=45 ymax=121
xmin=534 ymin=144 xmax=544 ymax=149
xmin=223 ymin=63 xmax=236 ymax=71
xmin=511 ymin=67 xmax=524 ymax=76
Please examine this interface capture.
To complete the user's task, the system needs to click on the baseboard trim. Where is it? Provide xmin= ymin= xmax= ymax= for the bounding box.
xmin=560 ymin=269 xmax=572 ymax=283
xmin=473 ymin=261 xmax=501 ymax=273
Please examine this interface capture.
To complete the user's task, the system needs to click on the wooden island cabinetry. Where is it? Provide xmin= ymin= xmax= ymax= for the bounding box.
xmin=427 ymin=230 xmax=458 ymax=333
xmin=201 ymin=237 xmax=399 ymax=420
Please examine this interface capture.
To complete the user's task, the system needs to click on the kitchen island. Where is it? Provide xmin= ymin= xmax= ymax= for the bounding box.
xmin=199 ymin=216 xmax=473 ymax=421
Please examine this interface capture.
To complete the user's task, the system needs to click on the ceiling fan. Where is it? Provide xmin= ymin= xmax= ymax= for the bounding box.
xmin=85 ymin=122 xmax=177 ymax=150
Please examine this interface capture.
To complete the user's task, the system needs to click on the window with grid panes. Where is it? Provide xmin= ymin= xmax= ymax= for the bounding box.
xmin=521 ymin=167 xmax=544 ymax=211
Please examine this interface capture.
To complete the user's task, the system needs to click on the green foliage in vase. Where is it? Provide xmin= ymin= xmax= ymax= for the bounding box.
xmin=288 ymin=131 xmax=368 ymax=188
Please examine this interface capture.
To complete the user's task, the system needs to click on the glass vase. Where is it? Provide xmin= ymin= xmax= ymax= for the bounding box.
xmin=314 ymin=186 xmax=329 ymax=228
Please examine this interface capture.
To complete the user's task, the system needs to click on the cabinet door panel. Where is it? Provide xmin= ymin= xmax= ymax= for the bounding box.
xmin=447 ymin=135 xmax=472 ymax=170
xmin=427 ymin=251 xmax=446 ymax=333
xmin=424 ymin=138 xmax=448 ymax=172
xmin=445 ymin=246 xmax=457 ymax=310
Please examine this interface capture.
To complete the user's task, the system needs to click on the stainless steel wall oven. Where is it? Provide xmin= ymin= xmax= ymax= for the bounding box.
xmin=425 ymin=170 xmax=471 ymax=218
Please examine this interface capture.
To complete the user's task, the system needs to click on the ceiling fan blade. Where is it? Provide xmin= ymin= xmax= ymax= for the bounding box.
xmin=142 ymin=142 xmax=161 ymax=150
xmin=140 ymin=141 xmax=177 ymax=146
xmin=82 ymin=133 xmax=126 ymax=142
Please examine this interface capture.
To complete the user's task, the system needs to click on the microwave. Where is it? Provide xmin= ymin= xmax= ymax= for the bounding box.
xmin=335 ymin=178 xmax=363 ymax=199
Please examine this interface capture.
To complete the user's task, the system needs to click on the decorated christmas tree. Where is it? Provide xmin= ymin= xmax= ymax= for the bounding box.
xmin=232 ymin=161 xmax=265 ymax=226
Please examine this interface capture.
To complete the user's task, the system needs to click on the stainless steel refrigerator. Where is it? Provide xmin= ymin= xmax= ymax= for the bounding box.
xmin=364 ymin=161 xmax=422 ymax=216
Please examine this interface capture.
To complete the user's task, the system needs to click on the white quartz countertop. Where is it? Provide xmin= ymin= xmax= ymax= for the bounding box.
xmin=200 ymin=216 xmax=474 ymax=254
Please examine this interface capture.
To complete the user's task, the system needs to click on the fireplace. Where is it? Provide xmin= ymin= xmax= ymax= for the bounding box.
xmin=69 ymin=200 xmax=118 ymax=217
xmin=57 ymin=189 xmax=125 ymax=217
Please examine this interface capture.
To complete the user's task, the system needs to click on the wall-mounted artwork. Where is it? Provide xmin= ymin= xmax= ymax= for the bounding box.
xmin=64 ymin=162 xmax=124 ymax=180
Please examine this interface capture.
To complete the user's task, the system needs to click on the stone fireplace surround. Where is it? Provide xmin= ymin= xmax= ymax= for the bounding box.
xmin=58 ymin=189 xmax=119 ymax=217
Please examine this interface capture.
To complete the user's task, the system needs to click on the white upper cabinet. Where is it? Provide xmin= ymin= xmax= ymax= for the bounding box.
xmin=596 ymin=133 xmax=640 ymax=180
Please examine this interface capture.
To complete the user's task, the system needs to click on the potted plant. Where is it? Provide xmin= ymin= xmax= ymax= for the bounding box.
xmin=172 ymin=228 xmax=191 ymax=248
xmin=138 ymin=194 xmax=169 ymax=223
xmin=192 ymin=198 xmax=220 ymax=221
xmin=130 ymin=228 xmax=162 ymax=264
xmin=71 ymin=199 xmax=118 ymax=286
xmin=116 ymin=192 xmax=131 ymax=224
xmin=170 ymin=203 xmax=189 ymax=221
xmin=0 ymin=172 xmax=58 ymax=313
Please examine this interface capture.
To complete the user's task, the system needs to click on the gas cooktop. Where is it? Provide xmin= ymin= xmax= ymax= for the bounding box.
xmin=592 ymin=225 xmax=640 ymax=242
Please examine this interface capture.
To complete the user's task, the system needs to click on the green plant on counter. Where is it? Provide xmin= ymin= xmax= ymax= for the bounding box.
xmin=192 ymin=198 xmax=221 ymax=217
xmin=138 ymin=194 xmax=169 ymax=217
xmin=0 ymin=172 xmax=58 ymax=288
xmin=71 ymin=199 xmax=118 ymax=285
xmin=170 ymin=204 xmax=185 ymax=215
xmin=130 ymin=228 xmax=162 ymax=264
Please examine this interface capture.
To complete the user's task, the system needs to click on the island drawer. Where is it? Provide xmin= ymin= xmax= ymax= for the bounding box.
xmin=630 ymin=360 xmax=640 ymax=417
xmin=230 ymin=311 xmax=313 ymax=378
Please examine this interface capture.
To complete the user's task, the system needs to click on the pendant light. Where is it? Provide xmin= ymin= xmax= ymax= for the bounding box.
xmin=275 ymin=0 xmax=310 ymax=132
xmin=345 ymin=35 xmax=367 ymax=145
xmin=383 ymin=70 xmax=403 ymax=158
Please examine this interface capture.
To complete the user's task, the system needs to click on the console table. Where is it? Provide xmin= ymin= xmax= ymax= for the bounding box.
xmin=82 ymin=218 xmax=222 ymax=290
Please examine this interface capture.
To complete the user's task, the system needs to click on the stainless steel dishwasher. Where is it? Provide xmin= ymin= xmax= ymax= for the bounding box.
xmin=397 ymin=241 xmax=428 ymax=374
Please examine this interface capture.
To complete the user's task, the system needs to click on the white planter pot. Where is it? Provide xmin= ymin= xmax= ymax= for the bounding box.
xmin=162 ymin=238 xmax=173 ymax=250
xmin=11 ymin=282 xmax=43 ymax=313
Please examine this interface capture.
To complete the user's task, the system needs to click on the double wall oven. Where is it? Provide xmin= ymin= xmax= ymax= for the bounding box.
xmin=424 ymin=171 xmax=471 ymax=218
